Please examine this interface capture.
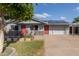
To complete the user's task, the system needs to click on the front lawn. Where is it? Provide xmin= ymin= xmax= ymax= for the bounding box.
xmin=8 ymin=40 xmax=44 ymax=56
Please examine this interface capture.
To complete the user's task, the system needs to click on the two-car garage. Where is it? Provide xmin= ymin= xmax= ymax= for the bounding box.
xmin=49 ymin=25 xmax=69 ymax=35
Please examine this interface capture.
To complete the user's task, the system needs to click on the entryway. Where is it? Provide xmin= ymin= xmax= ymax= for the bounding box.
xmin=44 ymin=25 xmax=49 ymax=34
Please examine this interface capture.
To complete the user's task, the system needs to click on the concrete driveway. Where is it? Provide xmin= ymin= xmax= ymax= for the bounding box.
xmin=44 ymin=35 xmax=79 ymax=56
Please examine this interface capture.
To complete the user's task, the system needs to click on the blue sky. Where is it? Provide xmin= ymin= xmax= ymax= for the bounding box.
xmin=33 ymin=3 xmax=79 ymax=22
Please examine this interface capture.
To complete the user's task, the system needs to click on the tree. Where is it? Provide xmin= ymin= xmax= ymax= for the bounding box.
xmin=73 ymin=16 xmax=79 ymax=23
xmin=0 ymin=3 xmax=33 ymax=53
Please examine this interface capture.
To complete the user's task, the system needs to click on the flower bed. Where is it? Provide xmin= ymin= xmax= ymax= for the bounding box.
xmin=19 ymin=34 xmax=33 ymax=42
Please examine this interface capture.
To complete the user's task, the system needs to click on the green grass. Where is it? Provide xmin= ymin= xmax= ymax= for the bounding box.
xmin=8 ymin=40 xmax=44 ymax=56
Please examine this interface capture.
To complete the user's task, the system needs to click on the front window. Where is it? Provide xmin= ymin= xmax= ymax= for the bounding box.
xmin=30 ymin=25 xmax=38 ymax=30
xmin=35 ymin=25 xmax=38 ymax=30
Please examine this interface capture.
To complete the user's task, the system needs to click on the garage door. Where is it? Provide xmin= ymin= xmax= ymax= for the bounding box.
xmin=49 ymin=26 xmax=65 ymax=35
xmin=53 ymin=26 xmax=65 ymax=35
xmin=53 ymin=30 xmax=65 ymax=35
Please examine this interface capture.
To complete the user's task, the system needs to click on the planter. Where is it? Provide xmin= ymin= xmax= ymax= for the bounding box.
xmin=25 ymin=38 xmax=32 ymax=42
xmin=19 ymin=38 xmax=32 ymax=42
xmin=19 ymin=38 xmax=24 ymax=42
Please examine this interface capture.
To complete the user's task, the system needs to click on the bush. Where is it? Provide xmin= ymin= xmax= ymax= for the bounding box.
xmin=25 ymin=34 xmax=32 ymax=38
xmin=20 ymin=34 xmax=33 ymax=38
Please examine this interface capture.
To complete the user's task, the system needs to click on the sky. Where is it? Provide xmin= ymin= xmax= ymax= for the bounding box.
xmin=33 ymin=3 xmax=79 ymax=23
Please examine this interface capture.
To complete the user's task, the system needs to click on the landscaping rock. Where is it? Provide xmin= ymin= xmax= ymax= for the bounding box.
xmin=0 ymin=47 xmax=16 ymax=56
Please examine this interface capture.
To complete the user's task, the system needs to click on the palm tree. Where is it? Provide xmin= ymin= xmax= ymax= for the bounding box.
xmin=73 ymin=16 xmax=79 ymax=23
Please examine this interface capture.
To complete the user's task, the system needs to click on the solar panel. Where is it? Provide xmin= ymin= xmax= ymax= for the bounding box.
xmin=47 ymin=20 xmax=68 ymax=23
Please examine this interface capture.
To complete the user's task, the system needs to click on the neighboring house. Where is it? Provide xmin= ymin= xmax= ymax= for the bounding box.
xmin=16 ymin=19 xmax=79 ymax=35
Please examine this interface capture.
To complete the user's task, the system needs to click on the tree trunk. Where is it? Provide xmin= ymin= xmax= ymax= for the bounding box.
xmin=0 ymin=16 xmax=5 ymax=54
xmin=0 ymin=30 xmax=4 ymax=53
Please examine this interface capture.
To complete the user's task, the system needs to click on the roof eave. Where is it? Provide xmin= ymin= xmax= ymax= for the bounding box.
xmin=47 ymin=23 xmax=69 ymax=25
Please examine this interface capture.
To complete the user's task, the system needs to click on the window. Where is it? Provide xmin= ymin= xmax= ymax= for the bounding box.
xmin=15 ymin=25 xmax=18 ymax=30
xmin=30 ymin=25 xmax=33 ymax=30
xmin=69 ymin=27 xmax=72 ymax=34
xmin=35 ymin=25 xmax=38 ymax=30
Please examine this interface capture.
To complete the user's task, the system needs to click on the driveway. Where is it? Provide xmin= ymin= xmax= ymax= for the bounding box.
xmin=44 ymin=35 xmax=79 ymax=56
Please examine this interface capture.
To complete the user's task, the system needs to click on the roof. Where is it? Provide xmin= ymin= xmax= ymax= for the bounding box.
xmin=19 ymin=20 xmax=39 ymax=24
xmin=46 ymin=20 xmax=69 ymax=25
xmin=18 ymin=19 xmax=69 ymax=25
xmin=32 ymin=19 xmax=69 ymax=25
xmin=69 ymin=23 xmax=79 ymax=27
xmin=18 ymin=20 xmax=43 ymax=25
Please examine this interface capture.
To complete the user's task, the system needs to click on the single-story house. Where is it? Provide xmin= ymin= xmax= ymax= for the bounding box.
xmin=12 ymin=19 xmax=79 ymax=35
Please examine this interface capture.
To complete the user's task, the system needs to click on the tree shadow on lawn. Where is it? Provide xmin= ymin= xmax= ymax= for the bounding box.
xmin=3 ymin=38 xmax=19 ymax=53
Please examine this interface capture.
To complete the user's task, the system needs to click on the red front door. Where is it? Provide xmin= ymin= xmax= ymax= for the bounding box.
xmin=44 ymin=25 xmax=49 ymax=34
xmin=21 ymin=24 xmax=27 ymax=35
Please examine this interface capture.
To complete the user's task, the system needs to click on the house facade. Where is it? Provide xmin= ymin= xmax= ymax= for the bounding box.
xmin=15 ymin=20 xmax=79 ymax=35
